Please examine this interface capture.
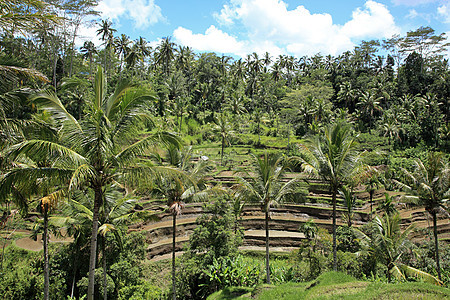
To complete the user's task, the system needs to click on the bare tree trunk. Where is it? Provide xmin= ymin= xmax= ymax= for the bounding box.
xmin=265 ymin=209 xmax=270 ymax=284
xmin=103 ymin=237 xmax=107 ymax=300
xmin=88 ymin=187 xmax=102 ymax=300
xmin=172 ymin=214 xmax=177 ymax=300
xmin=69 ymin=21 xmax=81 ymax=77
xmin=43 ymin=203 xmax=49 ymax=300
xmin=432 ymin=211 xmax=441 ymax=281
xmin=332 ymin=188 xmax=337 ymax=271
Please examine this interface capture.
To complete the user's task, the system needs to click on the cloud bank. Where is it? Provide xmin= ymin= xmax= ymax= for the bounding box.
xmin=173 ymin=0 xmax=400 ymax=57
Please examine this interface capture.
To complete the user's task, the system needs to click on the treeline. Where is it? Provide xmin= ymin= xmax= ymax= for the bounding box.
xmin=1 ymin=1 xmax=449 ymax=150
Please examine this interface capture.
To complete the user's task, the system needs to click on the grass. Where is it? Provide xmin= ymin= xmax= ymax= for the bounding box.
xmin=207 ymin=272 xmax=450 ymax=300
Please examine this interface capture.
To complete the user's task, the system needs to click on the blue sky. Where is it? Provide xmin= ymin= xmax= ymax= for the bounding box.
xmin=78 ymin=0 xmax=450 ymax=58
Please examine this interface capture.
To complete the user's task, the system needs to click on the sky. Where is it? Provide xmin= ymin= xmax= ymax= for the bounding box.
xmin=77 ymin=0 xmax=450 ymax=58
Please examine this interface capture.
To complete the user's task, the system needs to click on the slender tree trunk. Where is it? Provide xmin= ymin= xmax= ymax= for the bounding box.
xmin=103 ymin=237 xmax=107 ymax=300
xmin=332 ymin=188 xmax=337 ymax=271
xmin=221 ymin=137 xmax=225 ymax=166
xmin=369 ymin=191 xmax=374 ymax=220
xmin=70 ymin=243 xmax=80 ymax=299
xmin=43 ymin=204 xmax=49 ymax=300
xmin=432 ymin=211 xmax=441 ymax=281
xmin=387 ymin=263 xmax=391 ymax=283
xmin=172 ymin=214 xmax=177 ymax=300
xmin=265 ymin=209 xmax=270 ymax=284
xmin=88 ymin=187 xmax=102 ymax=300
xmin=69 ymin=21 xmax=80 ymax=77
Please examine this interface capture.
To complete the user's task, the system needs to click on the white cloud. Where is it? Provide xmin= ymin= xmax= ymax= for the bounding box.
xmin=97 ymin=0 xmax=164 ymax=29
xmin=391 ymin=0 xmax=439 ymax=6
xmin=173 ymin=26 xmax=247 ymax=56
xmin=438 ymin=4 xmax=450 ymax=23
xmin=341 ymin=1 xmax=399 ymax=38
xmin=75 ymin=23 xmax=103 ymax=48
xmin=182 ymin=0 xmax=400 ymax=57
xmin=406 ymin=9 xmax=419 ymax=19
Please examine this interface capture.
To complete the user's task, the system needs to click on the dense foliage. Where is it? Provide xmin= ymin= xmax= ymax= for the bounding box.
xmin=0 ymin=1 xmax=449 ymax=300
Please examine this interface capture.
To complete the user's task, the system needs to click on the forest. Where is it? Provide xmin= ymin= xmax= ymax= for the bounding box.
xmin=0 ymin=1 xmax=449 ymax=299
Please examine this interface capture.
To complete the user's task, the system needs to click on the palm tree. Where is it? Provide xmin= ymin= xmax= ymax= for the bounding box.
xmin=365 ymin=170 xmax=382 ymax=220
xmin=356 ymin=214 xmax=441 ymax=284
xmin=395 ymin=153 xmax=449 ymax=281
xmin=339 ymin=185 xmax=356 ymax=227
xmin=235 ymin=152 xmax=301 ymax=284
xmin=155 ymin=37 xmax=176 ymax=76
xmin=153 ymin=145 xmax=217 ymax=300
xmin=378 ymin=193 xmax=398 ymax=216
xmin=80 ymin=41 xmax=97 ymax=78
xmin=356 ymin=90 xmax=383 ymax=132
xmin=114 ymin=34 xmax=131 ymax=72
xmin=2 ymin=66 xmax=179 ymax=300
xmin=298 ymin=122 xmax=365 ymax=270
xmin=213 ymin=113 xmax=234 ymax=166
xmin=96 ymin=19 xmax=116 ymax=74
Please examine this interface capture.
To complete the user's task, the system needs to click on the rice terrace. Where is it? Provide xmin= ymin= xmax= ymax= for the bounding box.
xmin=0 ymin=0 xmax=449 ymax=299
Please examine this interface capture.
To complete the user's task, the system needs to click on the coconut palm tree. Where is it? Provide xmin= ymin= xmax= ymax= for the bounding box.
xmin=152 ymin=145 xmax=221 ymax=300
xmin=356 ymin=213 xmax=441 ymax=284
xmin=155 ymin=37 xmax=176 ymax=76
xmin=96 ymin=19 xmax=116 ymax=74
xmin=80 ymin=41 xmax=97 ymax=78
xmin=2 ymin=66 xmax=179 ymax=300
xmin=235 ymin=152 xmax=301 ymax=284
xmin=114 ymin=34 xmax=131 ymax=72
xmin=356 ymin=90 xmax=383 ymax=132
xmin=365 ymin=170 xmax=382 ymax=220
xmin=395 ymin=152 xmax=449 ymax=281
xmin=213 ymin=113 xmax=234 ymax=166
xmin=298 ymin=121 xmax=365 ymax=270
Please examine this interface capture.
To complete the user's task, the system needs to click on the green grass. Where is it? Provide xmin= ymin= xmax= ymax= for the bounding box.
xmin=208 ymin=272 xmax=450 ymax=300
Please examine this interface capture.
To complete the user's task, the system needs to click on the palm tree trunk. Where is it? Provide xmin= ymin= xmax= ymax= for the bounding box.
xmin=432 ymin=211 xmax=441 ymax=281
xmin=332 ymin=188 xmax=337 ymax=271
xmin=265 ymin=209 xmax=270 ymax=284
xmin=221 ymin=137 xmax=225 ymax=166
xmin=369 ymin=191 xmax=373 ymax=220
xmin=172 ymin=214 xmax=177 ymax=300
xmin=88 ymin=188 xmax=101 ymax=300
xmin=70 ymin=243 xmax=80 ymax=298
xmin=103 ymin=237 xmax=107 ymax=300
xmin=43 ymin=204 xmax=49 ymax=300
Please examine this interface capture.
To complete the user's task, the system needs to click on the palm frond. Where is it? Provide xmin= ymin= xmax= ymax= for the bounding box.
xmin=7 ymin=139 xmax=86 ymax=166
xmin=398 ymin=264 xmax=443 ymax=285
xmin=31 ymin=91 xmax=82 ymax=132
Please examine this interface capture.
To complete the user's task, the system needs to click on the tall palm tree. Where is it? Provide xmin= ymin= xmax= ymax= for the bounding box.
xmin=2 ymin=66 xmax=179 ymax=300
xmin=80 ymin=41 xmax=97 ymax=78
xmin=213 ymin=113 xmax=234 ymax=166
xmin=395 ymin=152 xmax=449 ymax=281
xmin=365 ymin=170 xmax=382 ymax=220
xmin=235 ymin=152 xmax=301 ymax=284
xmin=155 ymin=37 xmax=176 ymax=76
xmin=153 ymin=145 xmax=218 ymax=300
xmin=298 ymin=122 xmax=365 ymax=270
xmin=114 ymin=34 xmax=131 ymax=72
xmin=96 ymin=19 xmax=116 ymax=75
